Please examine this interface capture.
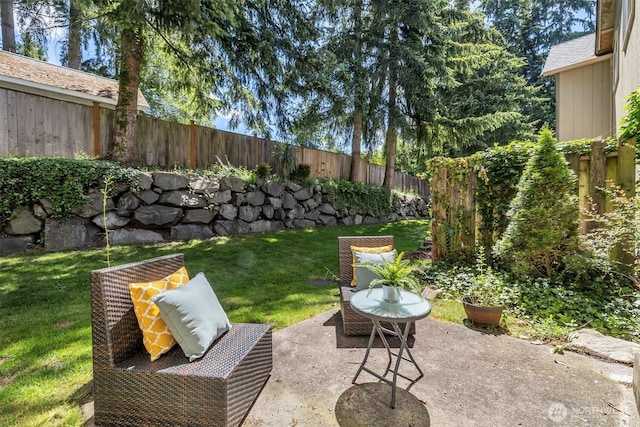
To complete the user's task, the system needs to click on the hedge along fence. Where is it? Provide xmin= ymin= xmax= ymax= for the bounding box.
xmin=429 ymin=138 xmax=637 ymax=263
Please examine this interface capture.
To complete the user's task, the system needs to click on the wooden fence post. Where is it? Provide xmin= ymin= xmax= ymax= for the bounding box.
xmin=92 ymin=102 xmax=101 ymax=157
xmin=190 ymin=120 xmax=196 ymax=169
xmin=253 ymin=134 xmax=259 ymax=167
xmin=615 ymin=138 xmax=637 ymax=269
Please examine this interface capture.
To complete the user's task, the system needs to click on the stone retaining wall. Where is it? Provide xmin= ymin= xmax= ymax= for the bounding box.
xmin=0 ymin=172 xmax=430 ymax=255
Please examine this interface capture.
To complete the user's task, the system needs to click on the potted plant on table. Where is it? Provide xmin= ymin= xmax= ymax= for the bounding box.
xmin=364 ymin=252 xmax=423 ymax=303
xmin=462 ymin=247 xmax=507 ymax=326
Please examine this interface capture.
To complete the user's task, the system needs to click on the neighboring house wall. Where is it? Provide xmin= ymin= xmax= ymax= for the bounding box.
xmin=613 ymin=0 xmax=640 ymax=133
xmin=556 ymin=60 xmax=613 ymax=141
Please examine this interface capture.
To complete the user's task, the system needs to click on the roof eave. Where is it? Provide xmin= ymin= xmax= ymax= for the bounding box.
xmin=541 ymin=53 xmax=612 ymax=77
xmin=0 ymin=75 xmax=150 ymax=112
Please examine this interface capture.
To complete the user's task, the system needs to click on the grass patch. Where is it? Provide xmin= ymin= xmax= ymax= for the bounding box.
xmin=0 ymin=220 xmax=429 ymax=426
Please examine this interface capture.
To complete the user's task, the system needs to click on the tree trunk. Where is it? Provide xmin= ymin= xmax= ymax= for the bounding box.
xmin=1 ymin=0 xmax=16 ymax=53
xmin=383 ymin=25 xmax=398 ymax=189
xmin=112 ymin=27 xmax=143 ymax=165
xmin=350 ymin=108 xmax=363 ymax=181
xmin=349 ymin=0 xmax=364 ymax=182
xmin=67 ymin=1 xmax=82 ymax=69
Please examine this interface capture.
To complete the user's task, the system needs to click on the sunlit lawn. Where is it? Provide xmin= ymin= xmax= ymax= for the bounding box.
xmin=0 ymin=220 xmax=429 ymax=426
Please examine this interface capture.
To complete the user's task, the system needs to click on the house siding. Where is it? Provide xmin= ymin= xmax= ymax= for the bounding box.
xmin=556 ymin=60 xmax=614 ymax=141
xmin=613 ymin=0 xmax=640 ymax=135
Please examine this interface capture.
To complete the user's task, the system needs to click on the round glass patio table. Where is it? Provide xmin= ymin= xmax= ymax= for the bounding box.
xmin=350 ymin=288 xmax=432 ymax=409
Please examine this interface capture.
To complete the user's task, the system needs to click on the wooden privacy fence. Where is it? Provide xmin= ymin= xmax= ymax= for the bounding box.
xmin=430 ymin=140 xmax=637 ymax=262
xmin=0 ymin=88 xmax=429 ymax=198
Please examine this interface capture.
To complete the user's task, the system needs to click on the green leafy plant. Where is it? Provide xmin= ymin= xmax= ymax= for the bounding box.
xmin=255 ymin=162 xmax=272 ymax=179
xmin=290 ymin=164 xmax=311 ymax=181
xmin=0 ymin=158 xmax=141 ymax=227
xmin=325 ymin=179 xmax=398 ymax=216
xmin=100 ymin=175 xmax=115 ymax=268
xmin=466 ymin=246 xmax=506 ymax=306
xmin=620 ymin=86 xmax=640 ymax=142
xmin=273 ymin=142 xmax=297 ymax=179
xmin=365 ymin=252 xmax=423 ymax=295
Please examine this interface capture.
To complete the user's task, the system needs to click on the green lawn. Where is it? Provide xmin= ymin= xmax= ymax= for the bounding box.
xmin=0 ymin=220 xmax=429 ymax=426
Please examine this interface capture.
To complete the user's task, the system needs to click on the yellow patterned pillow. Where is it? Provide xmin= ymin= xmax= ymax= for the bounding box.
xmin=129 ymin=267 xmax=190 ymax=361
xmin=349 ymin=245 xmax=394 ymax=286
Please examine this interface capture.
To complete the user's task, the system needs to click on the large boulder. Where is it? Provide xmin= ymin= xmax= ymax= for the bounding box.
xmin=209 ymin=189 xmax=232 ymax=204
xmin=170 ymin=224 xmax=214 ymax=241
xmin=133 ymin=205 xmax=183 ymax=226
xmin=238 ymin=206 xmax=261 ymax=222
xmin=214 ymin=220 xmax=250 ymax=235
xmin=182 ymin=209 xmax=216 ymax=224
xmin=159 ymin=190 xmax=207 ymax=208
xmin=319 ymin=203 xmax=336 ymax=215
xmin=117 ymin=192 xmax=140 ymax=216
xmin=293 ymin=187 xmax=313 ymax=201
xmin=187 ymin=174 xmax=220 ymax=195
xmin=250 ymin=220 xmax=283 ymax=233
xmin=263 ymin=181 xmax=285 ymax=197
xmin=219 ymin=176 xmax=245 ymax=192
xmin=262 ymin=205 xmax=274 ymax=219
xmin=74 ymin=192 xmax=114 ymax=218
xmin=137 ymin=172 xmax=154 ymax=190
xmin=44 ymin=217 xmax=98 ymax=250
xmin=92 ymin=211 xmax=130 ymax=230
xmin=246 ymin=191 xmax=266 ymax=206
xmin=303 ymin=198 xmax=318 ymax=211
xmin=218 ymin=204 xmax=238 ymax=220
xmin=267 ymin=197 xmax=283 ymax=209
xmin=318 ymin=215 xmax=337 ymax=227
xmin=281 ymin=192 xmax=297 ymax=210
xmin=4 ymin=207 xmax=42 ymax=235
xmin=0 ymin=235 xmax=34 ymax=255
xmin=138 ymin=189 xmax=160 ymax=205
xmin=109 ymin=229 xmax=164 ymax=245
xmin=37 ymin=198 xmax=55 ymax=216
xmin=304 ymin=210 xmax=321 ymax=221
xmin=152 ymin=172 xmax=189 ymax=190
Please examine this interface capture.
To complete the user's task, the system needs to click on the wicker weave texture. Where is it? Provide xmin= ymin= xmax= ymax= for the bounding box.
xmin=337 ymin=236 xmax=415 ymax=336
xmin=91 ymin=254 xmax=272 ymax=427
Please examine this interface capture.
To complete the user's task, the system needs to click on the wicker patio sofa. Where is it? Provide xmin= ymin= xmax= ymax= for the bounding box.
xmin=90 ymin=253 xmax=272 ymax=427
xmin=338 ymin=236 xmax=416 ymax=336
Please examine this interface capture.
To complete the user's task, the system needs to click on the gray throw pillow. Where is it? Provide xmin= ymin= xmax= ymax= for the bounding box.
xmin=153 ymin=272 xmax=232 ymax=361
xmin=353 ymin=250 xmax=396 ymax=290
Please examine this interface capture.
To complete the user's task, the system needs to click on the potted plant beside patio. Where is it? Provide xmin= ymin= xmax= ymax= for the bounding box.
xmin=364 ymin=252 xmax=423 ymax=303
xmin=462 ymin=248 xmax=507 ymax=326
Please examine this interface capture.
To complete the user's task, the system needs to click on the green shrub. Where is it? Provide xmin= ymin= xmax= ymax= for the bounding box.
xmin=473 ymin=141 xmax=534 ymax=250
xmin=493 ymin=129 xmax=581 ymax=277
xmin=290 ymin=164 xmax=311 ymax=181
xmin=255 ymin=162 xmax=272 ymax=179
xmin=325 ymin=180 xmax=398 ymax=216
xmin=620 ymin=86 xmax=640 ymax=142
xmin=0 ymin=158 xmax=142 ymax=227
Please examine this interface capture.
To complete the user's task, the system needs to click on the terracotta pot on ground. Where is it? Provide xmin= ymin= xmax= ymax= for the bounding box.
xmin=461 ymin=296 xmax=504 ymax=326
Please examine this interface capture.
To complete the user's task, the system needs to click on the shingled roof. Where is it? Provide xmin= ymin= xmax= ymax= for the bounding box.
xmin=541 ymin=33 xmax=611 ymax=77
xmin=0 ymin=50 xmax=149 ymax=110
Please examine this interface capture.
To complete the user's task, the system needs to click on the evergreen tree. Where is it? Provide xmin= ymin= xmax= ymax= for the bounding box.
xmin=478 ymin=0 xmax=596 ymax=128
xmin=493 ymin=128 xmax=580 ymax=277
xmin=89 ymin=0 xmax=320 ymax=164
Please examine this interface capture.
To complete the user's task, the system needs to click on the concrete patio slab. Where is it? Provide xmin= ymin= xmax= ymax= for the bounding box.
xmin=243 ymin=310 xmax=639 ymax=427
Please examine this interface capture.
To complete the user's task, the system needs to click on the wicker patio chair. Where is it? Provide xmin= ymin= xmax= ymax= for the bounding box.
xmin=338 ymin=236 xmax=416 ymax=336
xmin=91 ymin=253 xmax=272 ymax=427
